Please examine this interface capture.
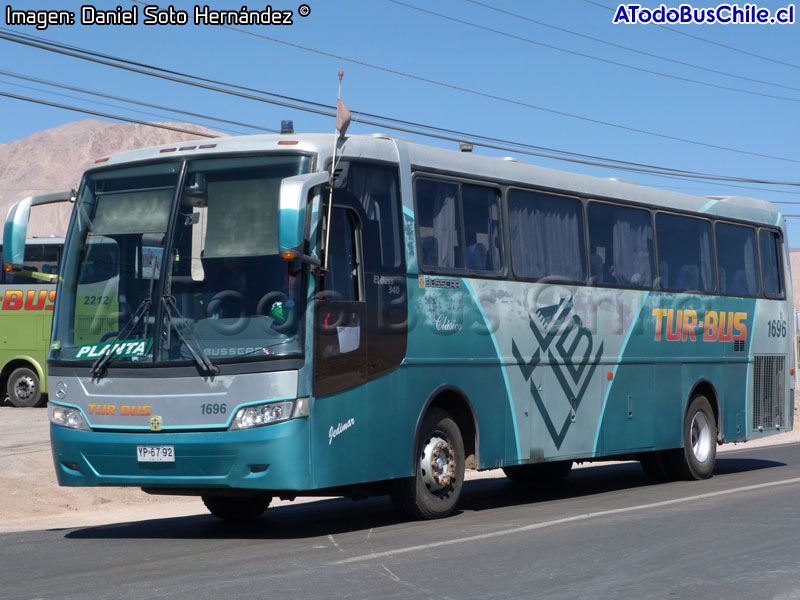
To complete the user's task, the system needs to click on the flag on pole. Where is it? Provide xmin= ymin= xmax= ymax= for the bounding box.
xmin=336 ymin=98 xmax=351 ymax=138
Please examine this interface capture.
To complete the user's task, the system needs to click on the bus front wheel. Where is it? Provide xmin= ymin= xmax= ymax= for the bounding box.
xmin=390 ymin=408 xmax=465 ymax=520
xmin=201 ymin=494 xmax=272 ymax=520
xmin=668 ymin=395 xmax=717 ymax=480
xmin=7 ymin=367 xmax=43 ymax=408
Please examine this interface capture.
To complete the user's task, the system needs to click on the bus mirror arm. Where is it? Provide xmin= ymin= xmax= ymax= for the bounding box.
xmin=3 ymin=189 xmax=76 ymax=268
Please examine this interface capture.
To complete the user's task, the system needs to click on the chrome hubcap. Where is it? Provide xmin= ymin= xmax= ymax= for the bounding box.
xmin=420 ymin=435 xmax=456 ymax=492
xmin=691 ymin=411 xmax=712 ymax=463
xmin=14 ymin=376 xmax=35 ymax=400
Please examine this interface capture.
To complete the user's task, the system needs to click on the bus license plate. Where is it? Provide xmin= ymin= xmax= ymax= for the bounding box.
xmin=137 ymin=446 xmax=175 ymax=462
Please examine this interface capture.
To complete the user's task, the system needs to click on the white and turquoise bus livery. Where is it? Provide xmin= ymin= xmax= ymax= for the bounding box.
xmin=4 ymin=133 xmax=793 ymax=520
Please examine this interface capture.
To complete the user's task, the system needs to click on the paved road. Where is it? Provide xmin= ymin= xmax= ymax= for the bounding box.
xmin=3 ymin=443 xmax=800 ymax=600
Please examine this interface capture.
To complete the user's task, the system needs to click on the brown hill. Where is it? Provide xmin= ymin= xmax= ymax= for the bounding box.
xmin=0 ymin=120 xmax=222 ymax=239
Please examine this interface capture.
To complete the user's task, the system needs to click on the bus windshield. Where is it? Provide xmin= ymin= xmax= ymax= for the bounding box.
xmin=51 ymin=154 xmax=312 ymax=366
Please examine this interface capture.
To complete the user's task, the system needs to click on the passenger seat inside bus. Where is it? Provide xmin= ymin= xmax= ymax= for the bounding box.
xmin=466 ymin=243 xmax=488 ymax=271
xmin=675 ymin=264 xmax=699 ymax=291
xmin=420 ymin=236 xmax=438 ymax=267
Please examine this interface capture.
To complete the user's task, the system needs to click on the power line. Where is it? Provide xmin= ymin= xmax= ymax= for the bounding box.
xmin=0 ymin=28 xmax=772 ymax=174
xmin=0 ymin=69 xmax=276 ymax=135
xmin=2 ymin=30 xmax=799 ymax=187
xmin=210 ymin=25 xmax=800 ymax=167
xmin=0 ymin=90 xmax=217 ymax=138
xmin=464 ymin=0 xmax=800 ymax=93
xmin=5 ymin=27 xmax=800 ymax=167
xmin=387 ymin=0 xmax=800 ymax=104
xmin=0 ymin=78 xmax=245 ymax=136
xmin=582 ymin=0 xmax=800 ymax=71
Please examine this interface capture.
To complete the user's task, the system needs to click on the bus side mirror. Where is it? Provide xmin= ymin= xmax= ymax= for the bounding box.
xmin=3 ymin=190 xmax=75 ymax=268
xmin=279 ymin=172 xmax=329 ymax=266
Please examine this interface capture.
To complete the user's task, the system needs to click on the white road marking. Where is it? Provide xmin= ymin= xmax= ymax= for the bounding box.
xmin=332 ymin=476 xmax=800 ymax=565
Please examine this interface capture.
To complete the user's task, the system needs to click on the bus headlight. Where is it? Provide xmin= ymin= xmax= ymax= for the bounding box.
xmin=49 ymin=404 xmax=89 ymax=430
xmin=231 ymin=401 xmax=294 ymax=430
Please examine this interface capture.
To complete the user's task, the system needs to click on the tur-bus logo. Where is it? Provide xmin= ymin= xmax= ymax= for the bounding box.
xmin=0 ymin=289 xmax=56 ymax=310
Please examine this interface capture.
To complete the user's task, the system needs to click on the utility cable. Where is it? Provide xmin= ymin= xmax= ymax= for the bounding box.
xmin=465 ymin=0 xmax=800 ymax=93
xmin=2 ymin=32 xmax=799 ymax=186
xmin=0 ymin=90 xmax=217 ymax=138
xmin=387 ymin=0 xmax=800 ymax=103
xmin=0 ymin=69 xmax=276 ymax=134
xmin=582 ymin=0 xmax=800 ymax=71
xmin=3 ymin=27 xmax=799 ymax=167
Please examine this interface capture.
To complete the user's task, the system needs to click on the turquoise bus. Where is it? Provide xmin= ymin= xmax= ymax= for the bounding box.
xmin=4 ymin=134 xmax=793 ymax=520
xmin=0 ymin=237 xmax=62 ymax=406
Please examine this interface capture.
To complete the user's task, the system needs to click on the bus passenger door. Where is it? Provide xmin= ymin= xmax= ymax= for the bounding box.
xmin=313 ymin=207 xmax=367 ymax=396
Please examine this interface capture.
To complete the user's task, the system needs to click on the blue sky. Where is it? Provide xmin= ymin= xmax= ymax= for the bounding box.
xmin=2 ymin=1 xmax=799 ymax=242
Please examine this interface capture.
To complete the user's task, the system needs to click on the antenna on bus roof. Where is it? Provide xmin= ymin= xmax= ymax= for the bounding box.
xmin=324 ymin=70 xmax=350 ymax=272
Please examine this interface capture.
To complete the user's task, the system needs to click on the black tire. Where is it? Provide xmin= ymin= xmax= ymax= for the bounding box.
xmin=390 ymin=408 xmax=465 ymax=520
xmin=667 ymin=395 xmax=717 ymax=480
xmin=201 ymin=494 xmax=272 ymax=520
xmin=7 ymin=367 xmax=43 ymax=407
xmin=503 ymin=460 xmax=573 ymax=483
xmin=639 ymin=452 xmax=670 ymax=482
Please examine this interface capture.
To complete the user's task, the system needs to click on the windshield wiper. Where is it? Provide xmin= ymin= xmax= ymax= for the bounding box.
xmin=161 ymin=295 xmax=218 ymax=375
xmin=91 ymin=298 xmax=152 ymax=378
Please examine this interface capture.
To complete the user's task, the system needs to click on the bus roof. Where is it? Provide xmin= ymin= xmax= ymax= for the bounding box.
xmin=87 ymin=133 xmax=782 ymax=228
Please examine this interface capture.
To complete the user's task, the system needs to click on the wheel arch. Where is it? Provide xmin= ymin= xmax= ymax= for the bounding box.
xmin=688 ymin=378 xmax=722 ymax=442
xmin=413 ymin=385 xmax=479 ymax=470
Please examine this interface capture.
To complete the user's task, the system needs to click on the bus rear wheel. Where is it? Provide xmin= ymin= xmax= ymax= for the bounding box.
xmin=201 ymin=494 xmax=272 ymax=520
xmin=390 ymin=408 xmax=465 ymax=520
xmin=503 ymin=460 xmax=573 ymax=483
xmin=7 ymin=367 xmax=43 ymax=408
xmin=667 ymin=395 xmax=717 ymax=480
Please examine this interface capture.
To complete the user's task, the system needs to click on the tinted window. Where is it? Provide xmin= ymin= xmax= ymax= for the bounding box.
xmin=416 ymin=179 xmax=501 ymax=274
xmin=334 ymin=162 xmax=402 ymax=271
xmin=716 ymin=222 xmax=759 ymax=296
xmin=587 ymin=202 xmax=654 ymax=288
xmin=656 ymin=214 xmax=715 ymax=292
xmin=508 ymin=189 xmax=586 ymax=282
xmin=416 ymin=179 xmax=461 ymax=269
xmin=760 ymin=230 xmax=784 ymax=298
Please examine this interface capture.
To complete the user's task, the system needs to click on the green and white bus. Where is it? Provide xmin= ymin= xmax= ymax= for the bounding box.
xmin=0 ymin=237 xmax=62 ymax=406
xmin=4 ymin=133 xmax=793 ymax=520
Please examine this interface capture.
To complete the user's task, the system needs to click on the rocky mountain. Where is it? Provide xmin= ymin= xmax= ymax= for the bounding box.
xmin=0 ymin=120 xmax=222 ymax=239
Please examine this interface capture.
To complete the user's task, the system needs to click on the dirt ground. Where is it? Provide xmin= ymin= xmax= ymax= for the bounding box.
xmin=2 ymin=400 xmax=799 ymax=534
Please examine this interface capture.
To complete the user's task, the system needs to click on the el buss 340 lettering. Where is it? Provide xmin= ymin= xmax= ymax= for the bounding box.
xmin=11 ymin=133 xmax=791 ymax=523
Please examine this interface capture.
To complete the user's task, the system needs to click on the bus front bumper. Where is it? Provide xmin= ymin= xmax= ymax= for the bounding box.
xmin=49 ymin=418 xmax=312 ymax=492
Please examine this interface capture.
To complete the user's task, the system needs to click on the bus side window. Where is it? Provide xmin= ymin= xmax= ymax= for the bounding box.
xmin=333 ymin=161 xmax=403 ymax=273
xmin=760 ymin=230 xmax=784 ymax=298
xmin=716 ymin=223 xmax=760 ymax=296
xmin=587 ymin=202 xmax=655 ymax=289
